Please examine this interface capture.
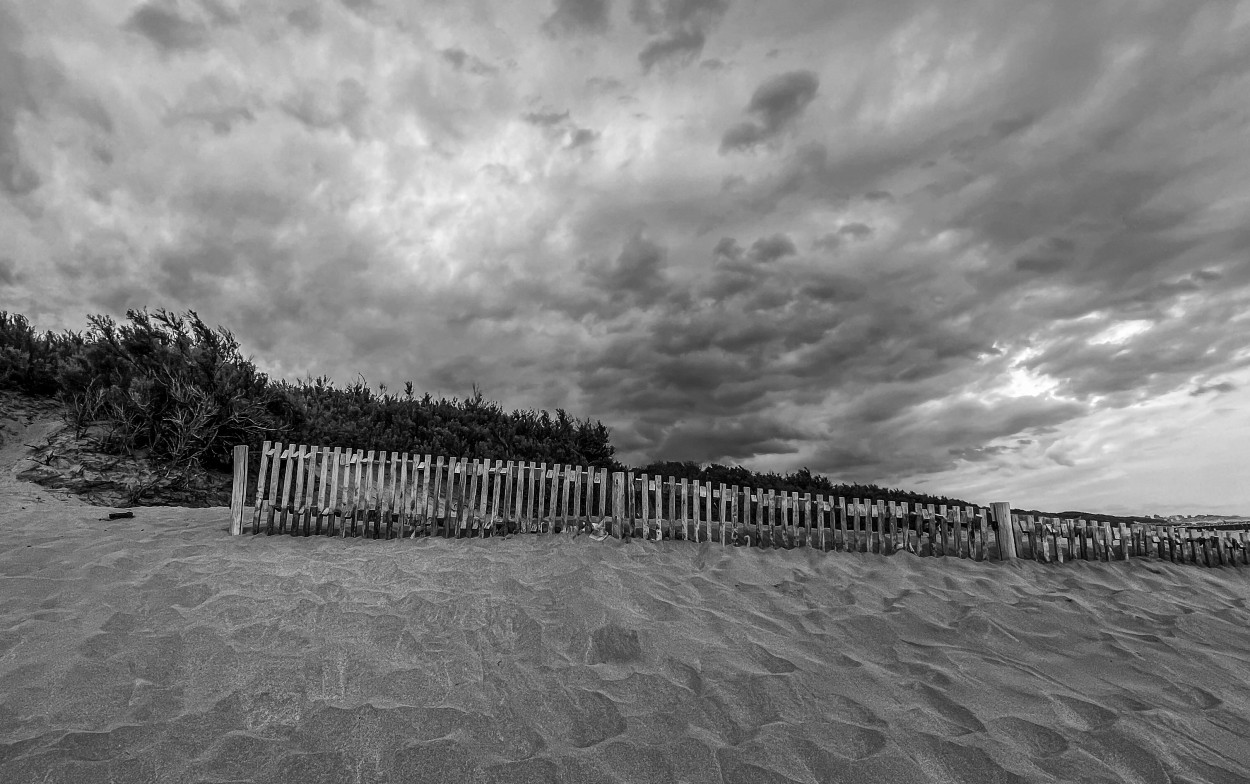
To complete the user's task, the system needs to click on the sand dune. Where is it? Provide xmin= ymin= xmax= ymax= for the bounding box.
xmin=2 ymin=491 xmax=1249 ymax=783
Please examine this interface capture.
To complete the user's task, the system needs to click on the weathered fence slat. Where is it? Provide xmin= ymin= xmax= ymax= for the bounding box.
xmin=307 ymin=446 xmax=325 ymax=536
xmin=535 ymin=463 xmax=547 ymax=533
xmin=291 ymin=445 xmax=309 ymax=536
xmin=443 ymin=457 xmax=458 ymax=538
xmin=336 ymin=449 xmax=352 ymax=538
xmin=692 ymin=480 xmax=703 ymax=543
xmin=920 ymin=504 xmax=932 ymax=556
xmin=389 ymin=451 xmax=402 ymax=538
xmin=894 ymin=502 xmax=908 ymax=554
xmin=566 ymin=465 xmax=579 ymax=534
xmin=271 ymin=444 xmax=290 ymax=534
xmin=250 ymin=441 xmax=271 ymax=535
xmin=540 ymin=464 xmax=552 ymax=534
xmin=954 ymin=506 xmax=968 ymax=558
xmin=355 ymin=450 xmax=370 ymax=537
xmin=229 ymin=445 xmax=248 ymax=535
xmin=368 ymin=451 xmax=381 ymax=539
xmin=461 ymin=459 xmax=476 ymax=538
xmin=342 ymin=449 xmax=357 ymax=537
xmin=330 ymin=447 xmax=346 ymax=536
xmin=373 ymin=451 xmax=389 ymax=539
xmin=851 ymin=498 xmax=861 ymax=553
xmin=314 ymin=447 xmax=330 ymax=535
xmin=705 ymin=483 xmax=715 ymax=544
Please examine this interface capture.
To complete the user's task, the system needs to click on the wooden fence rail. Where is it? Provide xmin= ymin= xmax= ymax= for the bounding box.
xmin=227 ymin=444 xmax=1249 ymax=567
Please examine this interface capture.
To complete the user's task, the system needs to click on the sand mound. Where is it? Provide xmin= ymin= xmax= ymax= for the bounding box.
xmin=1 ymin=487 xmax=1248 ymax=783
xmin=0 ymin=391 xmax=231 ymax=508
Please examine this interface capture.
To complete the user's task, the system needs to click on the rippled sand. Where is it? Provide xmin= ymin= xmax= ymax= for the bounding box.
xmin=2 ymin=500 xmax=1249 ymax=783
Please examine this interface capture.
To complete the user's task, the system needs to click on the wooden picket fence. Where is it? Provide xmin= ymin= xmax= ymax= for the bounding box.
xmin=227 ymin=443 xmax=1249 ymax=567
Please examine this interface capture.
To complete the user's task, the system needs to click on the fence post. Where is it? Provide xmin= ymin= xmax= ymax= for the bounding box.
xmin=612 ymin=472 xmax=625 ymax=538
xmin=992 ymin=502 xmax=1016 ymax=560
xmin=230 ymin=445 xmax=249 ymax=536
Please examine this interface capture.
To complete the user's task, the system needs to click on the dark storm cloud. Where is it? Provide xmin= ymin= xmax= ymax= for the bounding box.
xmin=838 ymin=223 xmax=872 ymax=241
xmin=1009 ymin=236 xmax=1077 ymax=276
xmin=542 ymin=0 xmax=612 ymax=37
xmin=281 ymin=79 xmax=369 ymax=136
xmin=745 ymin=70 xmax=820 ymax=129
xmin=586 ymin=76 xmax=625 ymax=93
xmin=609 ymin=230 xmax=668 ymax=290
xmin=286 ymin=7 xmax=321 ymax=33
xmin=167 ymin=75 xmax=256 ymax=134
xmin=720 ymin=70 xmax=819 ymax=152
xmin=1013 ymin=255 xmax=1068 ymax=275
xmin=704 ymin=234 xmax=804 ymax=299
xmin=711 ymin=237 xmax=742 ymax=262
xmin=1192 ymin=382 xmax=1235 ymax=396
xmin=572 ymin=253 xmax=885 ymax=443
xmin=565 ymin=204 xmax=1109 ymax=477
xmin=737 ymin=141 xmax=914 ymax=217
xmin=747 ymin=233 xmax=796 ymax=263
xmin=123 ymin=2 xmax=210 ymax=52
xmin=798 ymin=275 xmax=866 ymax=305
xmin=567 ymin=127 xmax=599 ymax=148
xmin=991 ymin=112 xmax=1037 ymax=139
xmin=0 ymin=257 xmax=17 ymax=286
xmin=951 ymin=113 xmax=1042 ymax=162
xmin=632 ymin=0 xmax=730 ymax=72
xmin=652 ymin=416 xmax=804 ymax=463
xmin=441 ymin=47 xmax=498 ymax=76
xmin=577 ymin=229 xmax=670 ymax=311
xmin=639 ymin=28 xmax=705 ymax=72
xmin=630 ymin=0 xmax=730 ymax=33
xmin=522 ymin=110 xmax=570 ymax=127
xmin=199 ymin=0 xmax=241 ymax=26
xmin=0 ymin=6 xmax=41 ymax=196
xmin=813 ymin=223 xmax=873 ymax=250
xmin=154 ymin=241 xmax=238 ymax=305
xmin=808 ymin=395 xmax=1090 ymax=478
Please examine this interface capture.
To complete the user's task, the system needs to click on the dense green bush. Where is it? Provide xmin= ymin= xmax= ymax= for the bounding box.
xmin=0 ymin=312 xmax=82 ymax=396
xmin=54 ymin=309 xmax=285 ymax=471
xmin=276 ymin=377 xmax=618 ymax=468
xmin=634 ymin=461 xmax=972 ymax=508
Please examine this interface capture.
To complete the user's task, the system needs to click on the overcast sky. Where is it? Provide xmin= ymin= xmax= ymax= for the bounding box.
xmin=3 ymin=0 xmax=1250 ymax=515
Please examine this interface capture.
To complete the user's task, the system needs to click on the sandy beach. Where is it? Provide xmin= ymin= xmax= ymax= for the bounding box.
xmin=1 ymin=422 xmax=1249 ymax=782
xmin=1 ymin=502 xmax=1248 ymax=783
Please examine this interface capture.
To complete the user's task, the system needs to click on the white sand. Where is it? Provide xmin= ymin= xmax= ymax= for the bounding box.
xmin=2 ymin=423 xmax=1249 ymax=782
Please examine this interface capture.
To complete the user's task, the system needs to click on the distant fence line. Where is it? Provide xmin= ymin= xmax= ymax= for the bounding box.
xmin=228 ymin=444 xmax=1249 ymax=568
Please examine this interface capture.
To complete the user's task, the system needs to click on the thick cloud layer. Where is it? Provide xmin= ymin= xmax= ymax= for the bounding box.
xmin=3 ymin=0 xmax=1249 ymax=515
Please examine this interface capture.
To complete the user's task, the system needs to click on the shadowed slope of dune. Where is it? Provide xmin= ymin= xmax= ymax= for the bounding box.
xmin=1 ymin=493 xmax=1248 ymax=784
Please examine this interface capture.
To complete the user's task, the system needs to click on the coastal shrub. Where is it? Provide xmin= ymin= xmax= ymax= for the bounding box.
xmin=634 ymin=460 xmax=973 ymax=508
xmin=54 ymin=309 xmax=284 ymax=471
xmin=0 ymin=312 xmax=81 ymax=396
xmin=277 ymin=378 xmax=619 ymax=469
